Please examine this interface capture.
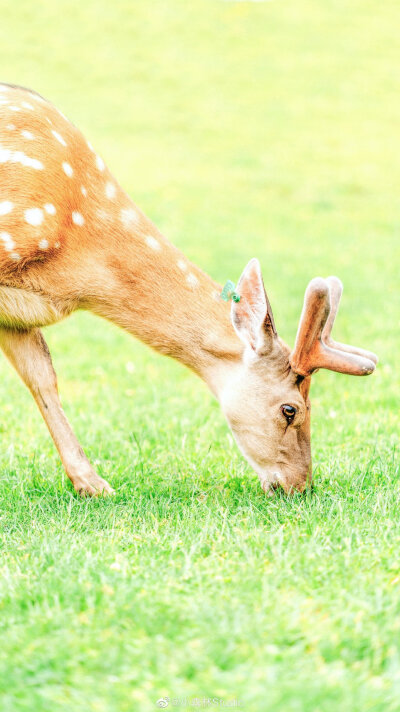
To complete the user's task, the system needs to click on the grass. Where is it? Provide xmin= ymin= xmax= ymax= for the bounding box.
xmin=0 ymin=0 xmax=399 ymax=709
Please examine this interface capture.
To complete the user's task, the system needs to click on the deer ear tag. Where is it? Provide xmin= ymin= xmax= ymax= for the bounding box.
xmin=220 ymin=280 xmax=240 ymax=302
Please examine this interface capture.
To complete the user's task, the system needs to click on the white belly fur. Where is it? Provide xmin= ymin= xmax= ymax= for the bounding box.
xmin=0 ymin=285 xmax=63 ymax=329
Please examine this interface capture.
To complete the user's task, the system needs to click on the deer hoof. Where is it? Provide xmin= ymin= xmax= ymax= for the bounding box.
xmin=73 ymin=474 xmax=115 ymax=497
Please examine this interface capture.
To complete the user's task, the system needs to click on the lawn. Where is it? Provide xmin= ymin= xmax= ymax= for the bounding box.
xmin=0 ymin=1 xmax=399 ymax=710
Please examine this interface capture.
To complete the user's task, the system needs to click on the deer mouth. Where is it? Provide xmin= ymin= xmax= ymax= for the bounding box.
xmin=260 ymin=468 xmax=312 ymax=495
xmin=259 ymin=469 xmax=283 ymax=493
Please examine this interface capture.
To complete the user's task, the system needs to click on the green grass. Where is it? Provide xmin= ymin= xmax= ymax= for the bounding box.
xmin=0 ymin=1 xmax=399 ymax=710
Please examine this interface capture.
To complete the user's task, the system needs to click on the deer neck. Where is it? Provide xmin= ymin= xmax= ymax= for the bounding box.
xmin=87 ymin=201 xmax=244 ymax=393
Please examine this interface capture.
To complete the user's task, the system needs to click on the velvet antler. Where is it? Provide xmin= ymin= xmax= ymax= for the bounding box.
xmin=289 ymin=277 xmax=378 ymax=377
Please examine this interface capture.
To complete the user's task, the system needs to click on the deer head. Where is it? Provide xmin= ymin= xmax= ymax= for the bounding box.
xmin=218 ymin=259 xmax=377 ymax=494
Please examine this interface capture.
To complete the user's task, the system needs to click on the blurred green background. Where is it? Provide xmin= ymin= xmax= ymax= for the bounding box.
xmin=0 ymin=1 xmax=399 ymax=710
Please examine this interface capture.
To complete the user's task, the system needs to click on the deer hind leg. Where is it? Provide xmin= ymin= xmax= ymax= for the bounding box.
xmin=0 ymin=327 xmax=114 ymax=496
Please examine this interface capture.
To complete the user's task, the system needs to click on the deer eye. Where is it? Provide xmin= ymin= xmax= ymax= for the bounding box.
xmin=281 ymin=404 xmax=297 ymax=424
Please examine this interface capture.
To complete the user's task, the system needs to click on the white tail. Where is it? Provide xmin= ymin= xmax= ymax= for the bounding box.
xmin=0 ymin=84 xmax=377 ymax=495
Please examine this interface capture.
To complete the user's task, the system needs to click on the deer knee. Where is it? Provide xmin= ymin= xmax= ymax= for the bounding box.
xmin=29 ymin=338 xmax=58 ymax=396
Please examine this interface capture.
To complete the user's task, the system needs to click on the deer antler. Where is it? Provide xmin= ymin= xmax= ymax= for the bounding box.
xmin=289 ymin=277 xmax=378 ymax=377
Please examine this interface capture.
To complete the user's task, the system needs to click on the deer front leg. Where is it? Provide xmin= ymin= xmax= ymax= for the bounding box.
xmin=0 ymin=328 xmax=114 ymax=496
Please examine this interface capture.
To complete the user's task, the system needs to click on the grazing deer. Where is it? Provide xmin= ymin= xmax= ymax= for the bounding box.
xmin=0 ymin=83 xmax=377 ymax=495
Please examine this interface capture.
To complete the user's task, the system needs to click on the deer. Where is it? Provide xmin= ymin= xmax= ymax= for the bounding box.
xmin=0 ymin=83 xmax=377 ymax=496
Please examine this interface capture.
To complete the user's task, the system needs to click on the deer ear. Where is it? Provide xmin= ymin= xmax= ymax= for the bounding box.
xmin=231 ymin=258 xmax=278 ymax=354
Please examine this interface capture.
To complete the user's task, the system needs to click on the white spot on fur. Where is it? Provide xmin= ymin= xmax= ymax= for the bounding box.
xmin=145 ymin=235 xmax=161 ymax=251
xmin=21 ymin=102 xmax=35 ymax=110
xmin=44 ymin=203 xmax=56 ymax=215
xmin=0 ymin=231 xmax=15 ymax=251
xmin=105 ymin=181 xmax=116 ymax=199
xmin=72 ymin=211 xmax=84 ymax=226
xmin=96 ymin=155 xmax=105 ymax=171
xmin=62 ymin=162 xmax=73 ymax=177
xmin=186 ymin=273 xmax=199 ymax=288
xmin=9 ymin=106 xmax=21 ymax=112
xmin=177 ymin=259 xmax=187 ymax=271
xmin=120 ymin=207 xmax=139 ymax=228
xmin=87 ymin=141 xmax=94 ymax=152
xmin=21 ymin=130 xmax=34 ymax=140
xmin=25 ymin=155 xmax=43 ymax=169
xmin=39 ymin=239 xmax=49 ymax=250
xmin=81 ymin=186 xmax=87 ymax=197
xmin=55 ymin=241 xmax=60 ymax=248
xmin=6 ymin=124 xmax=15 ymax=131
xmin=0 ymin=201 xmax=13 ymax=216
xmin=25 ymin=208 xmax=44 ymax=226
xmin=46 ymin=117 xmax=52 ymax=125
xmin=52 ymin=130 xmax=67 ymax=147
xmin=0 ymin=145 xmax=43 ymax=170
xmin=0 ymin=147 xmax=11 ymax=163
xmin=10 ymin=252 xmax=20 ymax=261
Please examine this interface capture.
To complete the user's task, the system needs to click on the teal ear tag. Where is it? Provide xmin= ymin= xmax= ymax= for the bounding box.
xmin=220 ymin=280 xmax=241 ymax=302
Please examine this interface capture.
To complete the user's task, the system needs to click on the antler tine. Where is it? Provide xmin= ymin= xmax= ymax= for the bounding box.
xmin=289 ymin=277 xmax=331 ymax=377
xmin=322 ymin=276 xmax=378 ymax=365
xmin=290 ymin=277 xmax=377 ymax=377
xmin=321 ymin=275 xmax=343 ymax=342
